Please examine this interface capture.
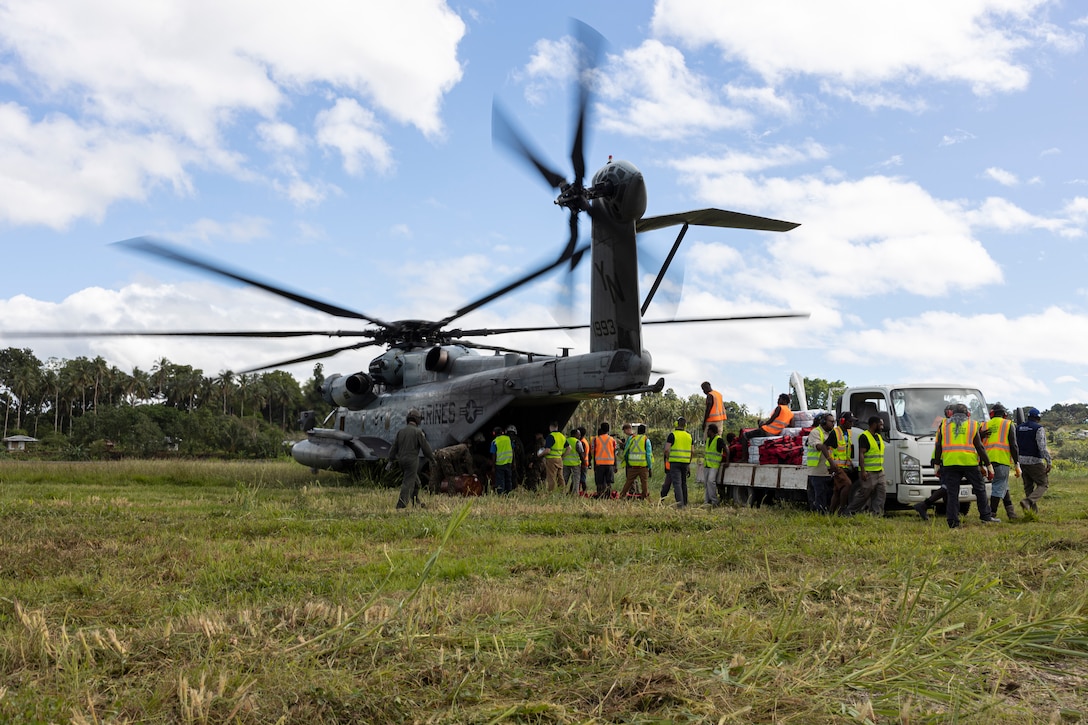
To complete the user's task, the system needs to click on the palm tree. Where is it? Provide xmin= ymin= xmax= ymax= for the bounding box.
xmin=150 ymin=357 xmax=172 ymax=400
xmin=215 ymin=370 xmax=235 ymax=415
xmin=90 ymin=355 xmax=110 ymax=411
xmin=128 ymin=367 xmax=151 ymax=405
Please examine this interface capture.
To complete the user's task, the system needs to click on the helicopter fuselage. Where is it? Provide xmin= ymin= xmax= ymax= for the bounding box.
xmin=291 ymin=343 xmax=659 ymax=472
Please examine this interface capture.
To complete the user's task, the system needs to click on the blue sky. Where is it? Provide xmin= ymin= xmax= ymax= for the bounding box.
xmin=1 ymin=0 xmax=1086 ymax=415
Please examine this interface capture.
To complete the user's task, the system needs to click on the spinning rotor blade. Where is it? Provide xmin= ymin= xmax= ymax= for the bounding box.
xmin=492 ymin=101 xmax=566 ymax=191
xmin=239 ymin=340 xmax=382 ymax=374
xmin=0 ymin=329 xmax=373 ymax=339
xmin=456 ymin=310 xmax=809 ymax=338
xmin=117 ymin=237 xmax=393 ymax=327
xmin=450 ymin=339 xmax=552 ymax=358
xmin=642 ymin=312 xmax=810 ymax=326
xmin=636 ymin=209 xmax=799 ymax=234
xmin=440 ymin=243 xmax=590 ymax=326
xmin=569 ymin=19 xmax=604 ymax=192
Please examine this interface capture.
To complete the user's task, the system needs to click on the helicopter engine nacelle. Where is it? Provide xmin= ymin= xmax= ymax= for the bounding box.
xmin=368 ymin=349 xmax=405 ymax=386
xmin=424 ymin=345 xmax=470 ymax=373
xmin=322 ymin=372 xmax=377 ymax=410
xmin=592 ymin=159 xmax=647 ymax=223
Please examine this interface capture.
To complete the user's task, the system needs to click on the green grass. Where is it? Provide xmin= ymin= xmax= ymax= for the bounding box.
xmin=1 ymin=459 xmax=1087 ymax=723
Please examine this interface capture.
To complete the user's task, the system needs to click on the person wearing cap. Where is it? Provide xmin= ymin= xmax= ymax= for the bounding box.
xmin=662 ymin=416 xmax=693 ymax=507
xmin=702 ymin=382 xmax=728 ymax=438
xmin=805 ymin=412 xmax=837 ymax=513
xmin=1015 ymin=407 xmax=1051 ymax=512
xmin=984 ymin=404 xmax=1020 ymax=519
xmin=491 ymin=426 xmax=515 ymax=495
xmin=389 ymin=408 xmax=437 ymax=509
xmin=745 ymin=393 xmax=795 ymax=442
xmin=935 ymin=403 xmax=999 ymax=528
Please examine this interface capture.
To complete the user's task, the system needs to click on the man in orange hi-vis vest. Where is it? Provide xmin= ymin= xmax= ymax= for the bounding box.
xmin=701 ymin=381 xmax=727 ymax=438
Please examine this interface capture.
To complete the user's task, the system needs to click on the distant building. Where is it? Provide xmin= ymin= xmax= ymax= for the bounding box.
xmin=3 ymin=435 xmax=38 ymax=452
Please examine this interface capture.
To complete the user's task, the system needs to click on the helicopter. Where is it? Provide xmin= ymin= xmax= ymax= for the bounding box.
xmin=2 ymin=21 xmax=803 ymax=475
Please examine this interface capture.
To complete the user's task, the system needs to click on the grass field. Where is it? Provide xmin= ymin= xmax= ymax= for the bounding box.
xmin=1 ymin=459 xmax=1087 ymax=724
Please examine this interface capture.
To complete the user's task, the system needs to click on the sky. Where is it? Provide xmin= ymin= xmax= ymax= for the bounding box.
xmin=1 ymin=0 xmax=1087 ymax=416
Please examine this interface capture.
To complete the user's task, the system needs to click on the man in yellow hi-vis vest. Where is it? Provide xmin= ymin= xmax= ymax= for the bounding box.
xmin=935 ymin=403 xmax=998 ymax=528
xmin=662 ymin=416 xmax=693 ymax=508
xmin=845 ymin=416 xmax=887 ymax=516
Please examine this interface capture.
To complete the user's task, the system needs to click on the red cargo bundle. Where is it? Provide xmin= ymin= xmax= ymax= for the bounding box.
xmin=757 ymin=430 xmax=810 ymax=466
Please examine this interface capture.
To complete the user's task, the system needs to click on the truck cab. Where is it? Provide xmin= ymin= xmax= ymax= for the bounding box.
xmin=840 ymin=384 xmax=989 ymax=507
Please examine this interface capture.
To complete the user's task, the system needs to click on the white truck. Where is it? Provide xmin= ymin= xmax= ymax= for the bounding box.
xmin=722 ymin=373 xmax=990 ymax=512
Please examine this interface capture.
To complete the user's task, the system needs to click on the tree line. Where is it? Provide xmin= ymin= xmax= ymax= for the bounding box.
xmin=0 ymin=347 xmax=329 ymax=459
xmin=6 ymin=346 xmax=1082 ymax=466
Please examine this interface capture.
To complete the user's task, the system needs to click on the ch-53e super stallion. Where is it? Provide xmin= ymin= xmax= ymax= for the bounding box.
xmin=5 ymin=22 xmax=803 ymax=475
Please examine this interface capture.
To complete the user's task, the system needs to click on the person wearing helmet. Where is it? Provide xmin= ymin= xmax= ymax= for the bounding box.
xmin=984 ymin=404 xmax=1021 ymax=519
xmin=1015 ymin=407 xmax=1051 ymax=513
xmin=389 ymin=408 xmax=437 ymax=509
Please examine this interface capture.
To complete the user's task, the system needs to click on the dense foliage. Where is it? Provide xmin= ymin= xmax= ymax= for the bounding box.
xmin=3 ymin=349 xmax=1084 ymax=463
xmin=0 ymin=347 xmax=329 ymax=459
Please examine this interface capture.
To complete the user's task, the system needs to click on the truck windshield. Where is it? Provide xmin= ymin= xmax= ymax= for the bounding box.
xmin=890 ymin=388 xmax=988 ymax=436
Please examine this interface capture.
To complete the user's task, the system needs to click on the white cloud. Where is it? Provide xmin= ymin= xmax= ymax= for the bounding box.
xmin=174 ymin=217 xmax=272 ymax=245
xmin=819 ymin=82 xmax=929 ymax=113
xmin=940 ymin=129 xmax=977 ymax=147
xmin=651 ymin=0 xmax=1080 ymax=95
xmin=0 ymin=103 xmax=191 ymax=228
xmin=592 ymin=40 xmax=752 ymax=140
xmin=315 ymin=98 xmax=393 ymax=176
xmin=0 ymin=0 xmax=466 ymax=227
xmin=966 ymin=197 xmax=1080 ymax=236
xmin=838 ymin=307 xmax=1088 ymax=402
xmin=257 ymin=122 xmax=305 ymax=153
xmin=521 ymin=36 xmax=579 ymax=106
xmin=669 ymin=152 xmax=1004 ymax=300
xmin=722 ymin=83 xmax=796 ymax=117
xmin=984 ymin=166 xmax=1019 ymax=186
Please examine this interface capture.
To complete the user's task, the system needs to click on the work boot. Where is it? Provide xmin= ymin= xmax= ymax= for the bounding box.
xmin=1004 ymin=495 xmax=1019 ymax=519
xmin=913 ymin=502 xmax=930 ymax=521
xmin=990 ymin=497 xmax=1001 ymax=517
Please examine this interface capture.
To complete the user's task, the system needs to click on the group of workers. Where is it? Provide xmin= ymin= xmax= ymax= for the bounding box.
xmin=389 ymin=383 xmax=1053 ymax=522
xmin=804 ymin=401 xmax=1051 ymax=527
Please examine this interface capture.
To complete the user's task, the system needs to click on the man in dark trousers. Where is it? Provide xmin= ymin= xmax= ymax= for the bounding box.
xmin=662 ymin=416 xmax=693 ymax=508
xmin=1016 ymin=407 xmax=1051 ymax=512
xmin=934 ymin=403 xmax=998 ymax=528
xmin=389 ymin=408 xmax=436 ymax=509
